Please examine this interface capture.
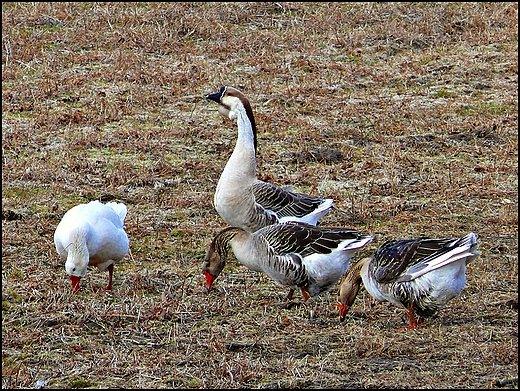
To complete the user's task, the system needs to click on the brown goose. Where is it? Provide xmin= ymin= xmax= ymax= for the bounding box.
xmin=338 ymin=233 xmax=481 ymax=329
xmin=203 ymin=221 xmax=373 ymax=301
xmin=207 ymin=86 xmax=334 ymax=233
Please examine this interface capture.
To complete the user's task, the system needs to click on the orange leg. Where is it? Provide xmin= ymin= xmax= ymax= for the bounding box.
xmin=398 ymin=302 xmax=423 ymax=330
xmin=101 ymin=264 xmax=114 ymax=291
xmin=407 ymin=302 xmax=419 ymax=329
xmin=300 ymin=287 xmax=310 ymax=302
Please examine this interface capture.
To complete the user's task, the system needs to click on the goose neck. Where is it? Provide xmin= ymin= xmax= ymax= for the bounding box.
xmin=234 ymin=105 xmax=257 ymax=153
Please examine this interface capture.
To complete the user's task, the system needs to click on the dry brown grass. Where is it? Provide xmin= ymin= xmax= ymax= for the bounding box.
xmin=2 ymin=2 xmax=518 ymax=389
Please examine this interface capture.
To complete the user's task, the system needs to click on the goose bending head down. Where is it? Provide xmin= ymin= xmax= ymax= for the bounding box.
xmin=206 ymin=86 xmax=334 ymax=233
xmin=338 ymin=233 xmax=481 ymax=329
xmin=54 ymin=200 xmax=130 ymax=292
xmin=203 ymin=221 xmax=373 ymax=301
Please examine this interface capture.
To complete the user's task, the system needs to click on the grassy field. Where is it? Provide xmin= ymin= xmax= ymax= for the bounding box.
xmin=2 ymin=2 xmax=518 ymax=389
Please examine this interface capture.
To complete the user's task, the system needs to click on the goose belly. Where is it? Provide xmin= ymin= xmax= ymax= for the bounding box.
xmin=304 ymin=252 xmax=352 ymax=295
xmin=364 ymin=261 xmax=468 ymax=310
xmin=414 ymin=261 xmax=468 ymax=308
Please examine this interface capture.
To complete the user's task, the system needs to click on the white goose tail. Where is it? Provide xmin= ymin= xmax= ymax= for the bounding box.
xmin=397 ymin=233 xmax=480 ymax=282
xmin=279 ymin=198 xmax=334 ymax=226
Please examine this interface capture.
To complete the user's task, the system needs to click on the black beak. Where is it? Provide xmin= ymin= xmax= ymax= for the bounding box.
xmin=206 ymin=86 xmax=226 ymax=103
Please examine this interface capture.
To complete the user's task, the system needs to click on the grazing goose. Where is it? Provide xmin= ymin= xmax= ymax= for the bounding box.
xmin=206 ymin=86 xmax=334 ymax=233
xmin=54 ymin=200 xmax=130 ymax=292
xmin=202 ymin=221 xmax=373 ymax=301
xmin=337 ymin=233 xmax=481 ymax=329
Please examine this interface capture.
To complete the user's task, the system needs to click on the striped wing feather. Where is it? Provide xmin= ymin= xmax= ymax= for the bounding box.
xmin=374 ymin=235 xmax=477 ymax=283
xmin=261 ymin=222 xmax=363 ymax=257
xmin=251 ymin=181 xmax=328 ymax=219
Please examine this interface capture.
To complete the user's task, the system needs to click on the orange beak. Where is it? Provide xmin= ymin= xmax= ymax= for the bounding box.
xmin=203 ymin=271 xmax=215 ymax=290
xmin=338 ymin=302 xmax=348 ymax=321
xmin=70 ymin=275 xmax=81 ymax=291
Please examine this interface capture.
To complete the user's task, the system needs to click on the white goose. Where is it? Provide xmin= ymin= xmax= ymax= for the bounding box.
xmin=54 ymin=200 xmax=130 ymax=292
xmin=202 ymin=221 xmax=373 ymax=301
xmin=206 ymin=86 xmax=334 ymax=233
xmin=338 ymin=233 xmax=481 ymax=329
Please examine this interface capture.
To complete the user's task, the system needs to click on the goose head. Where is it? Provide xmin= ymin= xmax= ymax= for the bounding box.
xmin=337 ymin=257 xmax=368 ymax=321
xmin=206 ymin=86 xmax=245 ymax=119
xmin=202 ymin=235 xmax=228 ymax=290
xmin=202 ymin=226 xmax=245 ymax=290
xmin=62 ymin=229 xmax=90 ymax=291
xmin=65 ymin=256 xmax=88 ymax=292
xmin=206 ymin=85 xmax=258 ymax=152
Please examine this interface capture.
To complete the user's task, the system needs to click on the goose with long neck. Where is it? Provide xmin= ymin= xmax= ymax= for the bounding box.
xmin=338 ymin=233 xmax=481 ymax=329
xmin=207 ymin=86 xmax=334 ymax=233
xmin=203 ymin=221 xmax=373 ymax=301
